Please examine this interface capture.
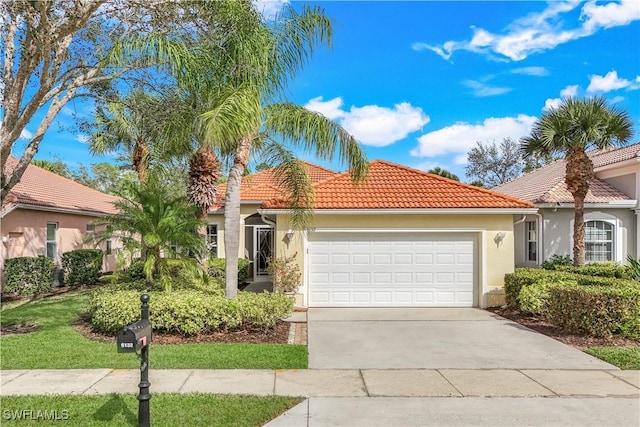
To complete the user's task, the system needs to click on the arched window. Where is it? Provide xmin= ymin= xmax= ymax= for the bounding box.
xmin=585 ymin=220 xmax=614 ymax=262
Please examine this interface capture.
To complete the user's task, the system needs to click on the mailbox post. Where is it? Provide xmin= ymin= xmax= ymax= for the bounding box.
xmin=116 ymin=294 xmax=151 ymax=427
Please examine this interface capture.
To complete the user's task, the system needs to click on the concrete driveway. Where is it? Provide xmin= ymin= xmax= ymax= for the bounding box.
xmin=307 ymin=308 xmax=618 ymax=370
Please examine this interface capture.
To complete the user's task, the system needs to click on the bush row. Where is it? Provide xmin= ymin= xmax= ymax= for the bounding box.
xmin=2 ymin=257 xmax=55 ymax=295
xmin=206 ymin=258 xmax=251 ymax=284
xmin=87 ymin=287 xmax=294 ymax=335
xmin=62 ymin=249 xmax=103 ymax=286
xmin=505 ymin=268 xmax=640 ymax=338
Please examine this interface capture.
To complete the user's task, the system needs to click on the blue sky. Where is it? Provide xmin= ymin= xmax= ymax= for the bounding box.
xmin=22 ymin=0 xmax=640 ymax=182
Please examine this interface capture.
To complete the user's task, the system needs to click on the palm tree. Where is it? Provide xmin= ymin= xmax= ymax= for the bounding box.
xmin=89 ymin=90 xmax=172 ymax=184
xmin=203 ymin=4 xmax=368 ymax=298
xmin=521 ymin=97 xmax=632 ymax=266
xmin=90 ymin=173 xmax=205 ymax=290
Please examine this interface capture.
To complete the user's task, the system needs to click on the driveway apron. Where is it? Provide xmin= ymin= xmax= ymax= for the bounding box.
xmin=307 ymin=308 xmax=617 ymax=370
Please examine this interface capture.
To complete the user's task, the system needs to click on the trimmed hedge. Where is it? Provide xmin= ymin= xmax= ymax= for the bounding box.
xmin=504 ymin=268 xmax=574 ymax=306
xmin=547 ymin=283 xmax=640 ymax=338
xmin=517 ymin=279 xmax=575 ymax=315
xmin=87 ymin=287 xmax=294 ymax=335
xmin=62 ymin=249 xmax=103 ymax=286
xmin=2 ymin=257 xmax=54 ymax=295
xmin=554 ymin=262 xmax=631 ymax=279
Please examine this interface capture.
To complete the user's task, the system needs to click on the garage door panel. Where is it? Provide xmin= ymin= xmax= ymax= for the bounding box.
xmin=308 ymin=232 xmax=476 ymax=307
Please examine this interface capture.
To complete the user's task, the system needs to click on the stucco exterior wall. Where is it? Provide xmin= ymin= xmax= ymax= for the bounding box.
xmin=274 ymin=213 xmax=515 ymax=308
xmin=1 ymin=208 xmax=119 ymax=273
xmin=513 ymin=208 xmax=637 ymax=266
xmin=207 ymin=205 xmax=263 ymax=259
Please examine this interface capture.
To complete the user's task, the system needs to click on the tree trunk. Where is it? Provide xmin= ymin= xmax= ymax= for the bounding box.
xmin=132 ymin=140 xmax=149 ymax=184
xmin=224 ymin=135 xmax=252 ymax=299
xmin=565 ymin=149 xmax=593 ymax=266
xmin=573 ymin=193 xmax=586 ymax=266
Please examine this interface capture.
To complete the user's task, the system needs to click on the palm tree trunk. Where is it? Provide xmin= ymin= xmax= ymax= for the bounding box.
xmin=573 ymin=193 xmax=587 ymax=266
xmin=224 ymin=135 xmax=252 ymax=299
xmin=566 ymin=149 xmax=593 ymax=266
xmin=133 ymin=140 xmax=150 ymax=184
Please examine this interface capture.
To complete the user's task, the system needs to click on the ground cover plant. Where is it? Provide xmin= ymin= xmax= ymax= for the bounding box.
xmin=0 ymin=394 xmax=303 ymax=426
xmin=0 ymin=290 xmax=306 ymax=370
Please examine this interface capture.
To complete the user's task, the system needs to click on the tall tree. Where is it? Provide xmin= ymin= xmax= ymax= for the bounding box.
xmin=427 ymin=167 xmax=459 ymax=181
xmin=1 ymin=0 xmax=231 ymax=199
xmin=521 ymin=97 xmax=632 ymax=266
xmin=207 ymin=3 xmax=368 ymax=298
xmin=465 ymin=138 xmax=523 ymax=188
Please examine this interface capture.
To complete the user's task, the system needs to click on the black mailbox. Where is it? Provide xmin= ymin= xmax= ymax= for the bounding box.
xmin=117 ymin=319 xmax=152 ymax=353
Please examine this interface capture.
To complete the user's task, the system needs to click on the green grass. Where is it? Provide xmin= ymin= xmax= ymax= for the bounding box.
xmin=584 ymin=346 xmax=640 ymax=370
xmin=0 ymin=393 xmax=303 ymax=426
xmin=0 ymin=291 xmax=307 ymax=370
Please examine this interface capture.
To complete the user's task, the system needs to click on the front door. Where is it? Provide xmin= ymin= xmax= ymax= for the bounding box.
xmin=254 ymin=226 xmax=274 ymax=281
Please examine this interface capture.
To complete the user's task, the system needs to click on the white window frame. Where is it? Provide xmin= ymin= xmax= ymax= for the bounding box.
xmin=525 ymin=221 xmax=537 ymax=262
xmin=584 ymin=220 xmax=615 ymax=263
xmin=46 ymin=222 xmax=58 ymax=260
xmin=207 ymin=224 xmax=219 ymax=257
xmin=570 ymin=213 xmax=623 ymax=263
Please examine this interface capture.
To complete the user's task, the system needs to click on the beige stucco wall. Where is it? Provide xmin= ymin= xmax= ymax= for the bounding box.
xmin=0 ymin=208 xmax=120 ymax=273
xmin=207 ymin=204 xmax=264 ymax=259
xmin=273 ymin=213 xmax=515 ymax=308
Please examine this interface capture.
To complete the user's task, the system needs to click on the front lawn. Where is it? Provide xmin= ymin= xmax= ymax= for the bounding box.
xmin=584 ymin=346 xmax=640 ymax=370
xmin=0 ymin=291 xmax=307 ymax=370
xmin=0 ymin=393 xmax=303 ymax=426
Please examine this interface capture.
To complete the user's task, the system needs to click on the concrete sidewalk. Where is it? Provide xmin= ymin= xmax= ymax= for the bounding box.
xmin=2 ymin=368 xmax=638 ymax=398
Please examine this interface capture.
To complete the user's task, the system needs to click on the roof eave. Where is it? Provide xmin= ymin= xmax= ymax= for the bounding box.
xmin=594 ymin=157 xmax=640 ymax=172
xmin=259 ymin=208 xmax=538 ymax=215
xmin=537 ymin=200 xmax=638 ymax=209
xmin=1 ymin=203 xmax=113 ymax=218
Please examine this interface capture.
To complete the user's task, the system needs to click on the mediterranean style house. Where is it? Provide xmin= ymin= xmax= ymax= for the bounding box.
xmin=208 ymin=160 xmax=535 ymax=308
xmin=494 ymin=143 xmax=640 ymax=267
xmin=1 ymin=157 xmax=121 ymax=273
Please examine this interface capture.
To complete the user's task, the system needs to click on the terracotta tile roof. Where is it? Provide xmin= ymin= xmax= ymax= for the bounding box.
xmin=2 ymin=157 xmax=121 ymax=216
xmin=591 ymin=142 xmax=640 ymax=168
xmin=263 ymin=160 xmax=534 ymax=210
xmin=493 ymin=143 xmax=639 ymax=204
xmin=215 ymin=162 xmax=336 ymax=206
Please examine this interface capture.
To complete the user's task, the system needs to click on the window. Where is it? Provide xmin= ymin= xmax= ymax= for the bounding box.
xmin=207 ymin=224 xmax=218 ymax=257
xmin=106 ymin=240 xmax=112 ymax=255
xmin=86 ymin=224 xmax=95 ymax=233
xmin=46 ymin=223 xmax=57 ymax=259
xmin=585 ymin=220 xmax=614 ymax=262
xmin=525 ymin=221 xmax=537 ymax=262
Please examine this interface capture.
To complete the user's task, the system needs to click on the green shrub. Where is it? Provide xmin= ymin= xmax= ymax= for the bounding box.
xmin=121 ymin=259 xmax=146 ymax=281
xmin=627 ymin=256 xmax=640 ymax=281
xmin=207 ymin=258 xmax=250 ymax=284
xmin=504 ymin=268 xmax=573 ymax=306
xmin=236 ymin=292 xmax=295 ymax=329
xmin=547 ymin=282 xmax=640 ymax=338
xmin=555 ymin=262 xmax=631 ymax=279
xmin=517 ymin=279 xmax=575 ymax=314
xmin=87 ymin=287 xmax=293 ymax=335
xmin=61 ymin=249 xmax=103 ymax=286
xmin=2 ymin=257 xmax=54 ymax=295
xmin=541 ymin=254 xmax=572 ymax=270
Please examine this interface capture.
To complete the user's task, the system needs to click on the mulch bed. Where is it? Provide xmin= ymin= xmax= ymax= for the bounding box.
xmin=1 ymin=322 xmax=38 ymax=336
xmin=487 ymin=306 xmax=640 ymax=350
xmin=73 ymin=318 xmax=291 ymax=345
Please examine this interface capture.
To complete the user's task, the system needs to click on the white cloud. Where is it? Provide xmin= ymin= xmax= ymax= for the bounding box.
xmin=415 ymin=0 xmax=640 ymax=61
xmin=543 ymin=84 xmax=581 ymax=111
xmin=304 ymin=96 xmax=346 ymax=120
xmin=586 ymin=70 xmax=639 ymax=93
xmin=463 ymin=80 xmax=512 ymax=97
xmin=304 ymin=97 xmax=430 ymax=147
xmin=19 ymin=129 xmax=33 ymax=140
xmin=560 ymin=85 xmax=579 ymax=98
xmin=76 ymin=134 xmax=90 ymax=144
xmin=411 ymin=115 xmax=536 ymax=158
xmin=511 ymin=66 xmax=549 ymax=77
xmin=254 ymin=0 xmax=289 ymax=20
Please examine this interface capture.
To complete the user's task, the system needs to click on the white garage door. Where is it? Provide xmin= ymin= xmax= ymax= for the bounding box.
xmin=308 ymin=232 xmax=476 ymax=307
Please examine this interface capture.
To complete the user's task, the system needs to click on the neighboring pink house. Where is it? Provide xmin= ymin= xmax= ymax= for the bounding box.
xmin=1 ymin=158 xmax=122 ymax=273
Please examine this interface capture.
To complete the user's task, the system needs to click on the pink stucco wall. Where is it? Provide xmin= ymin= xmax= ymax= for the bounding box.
xmin=0 ymin=208 xmax=119 ymax=273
